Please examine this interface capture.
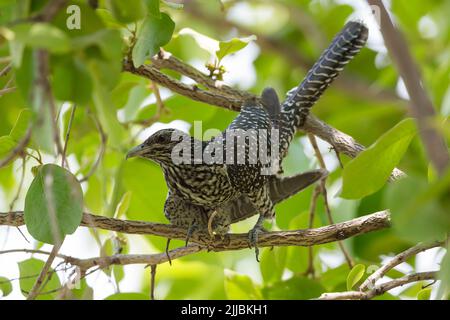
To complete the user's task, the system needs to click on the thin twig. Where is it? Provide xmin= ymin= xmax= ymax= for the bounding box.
xmin=367 ymin=0 xmax=449 ymax=175
xmin=359 ymin=240 xmax=444 ymax=291
xmin=61 ymin=104 xmax=77 ymax=168
xmin=79 ymin=110 xmax=107 ymax=183
xmin=150 ymin=265 xmax=157 ymax=300
xmin=0 ymin=63 xmax=11 ymax=77
xmin=0 ymin=86 xmax=16 ymax=96
xmin=318 ymin=271 xmax=437 ymax=300
xmin=308 ymin=134 xmax=353 ymax=268
xmin=0 ymin=127 xmax=32 ymax=168
xmin=27 ymin=242 xmax=63 ymax=300
xmin=8 ymin=157 xmax=29 ymax=242
xmin=31 ymin=0 xmax=67 ymax=22
xmin=305 ymin=185 xmax=320 ymax=278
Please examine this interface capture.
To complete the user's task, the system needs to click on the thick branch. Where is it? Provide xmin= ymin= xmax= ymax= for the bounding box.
xmin=1 ymin=210 xmax=390 ymax=250
xmin=123 ymin=59 xmax=242 ymax=111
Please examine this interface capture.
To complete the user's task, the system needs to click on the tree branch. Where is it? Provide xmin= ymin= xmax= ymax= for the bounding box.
xmin=318 ymin=272 xmax=437 ymax=300
xmin=26 ymin=242 xmax=63 ymax=300
xmin=359 ymin=240 xmax=444 ymax=291
xmin=367 ymin=0 xmax=449 ymax=175
xmin=0 ymin=210 xmax=390 ymax=275
xmin=152 ymin=50 xmax=253 ymax=100
xmin=0 ymin=126 xmax=32 ymax=169
xmin=123 ymin=59 xmax=242 ymax=111
xmin=1 ymin=210 xmax=390 ymax=250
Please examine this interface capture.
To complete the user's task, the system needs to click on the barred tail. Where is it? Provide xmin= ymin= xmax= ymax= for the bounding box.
xmin=285 ymin=21 xmax=368 ymax=124
xmin=278 ymin=21 xmax=368 ymax=158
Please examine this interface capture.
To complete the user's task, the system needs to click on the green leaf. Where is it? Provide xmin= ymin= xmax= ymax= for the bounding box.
xmin=114 ymin=191 xmax=132 ymax=218
xmin=6 ymin=23 xmax=71 ymax=54
xmin=18 ymin=258 xmax=61 ymax=299
xmin=0 ymin=135 xmax=16 ymax=158
xmin=178 ymin=28 xmax=219 ymax=57
xmin=24 ymin=164 xmax=84 ymax=244
xmin=14 ymin=48 xmax=35 ymax=102
xmin=0 ymin=277 xmax=12 ymax=297
xmin=341 ymin=118 xmax=416 ymax=199
xmin=346 ymin=264 xmax=366 ymax=290
xmin=106 ymin=0 xmax=147 ymax=23
xmin=384 ymin=174 xmax=450 ymax=242
xmin=9 ymin=108 xmax=32 ymax=142
xmin=52 ymin=57 xmax=93 ymax=104
xmin=260 ymin=247 xmax=287 ymax=285
xmin=224 ymin=270 xmax=262 ymax=300
xmin=417 ymin=288 xmax=432 ymax=300
xmin=132 ymin=13 xmax=175 ymax=67
xmin=216 ymin=35 xmax=257 ymax=61
xmin=105 ymin=292 xmax=148 ymax=300
xmin=91 ymin=71 xmax=126 ymax=146
xmin=145 ymin=0 xmax=160 ymax=17
xmin=262 ymin=276 xmax=325 ymax=299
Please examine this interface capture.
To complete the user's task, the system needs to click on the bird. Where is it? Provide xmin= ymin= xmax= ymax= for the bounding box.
xmin=127 ymin=21 xmax=369 ymax=260
xmin=163 ymin=169 xmax=328 ymax=238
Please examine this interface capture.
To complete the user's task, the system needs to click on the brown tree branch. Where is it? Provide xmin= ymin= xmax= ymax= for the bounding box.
xmin=1 ymin=210 xmax=390 ymax=250
xmin=26 ymin=242 xmax=63 ymax=300
xmin=152 ymin=50 xmax=253 ymax=100
xmin=308 ymin=134 xmax=353 ymax=268
xmin=123 ymin=59 xmax=242 ymax=111
xmin=318 ymin=271 xmax=437 ymax=300
xmin=359 ymin=240 xmax=445 ymax=291
xmin=367 ymin=0 xmax=449 ymax=175
xmin=32 ymin=0 xmax=67 ymax=22
xmin=0 ymin=126 xmax=32 ymax=169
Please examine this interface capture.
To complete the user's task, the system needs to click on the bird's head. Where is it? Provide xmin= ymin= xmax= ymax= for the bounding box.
xmin=126 ymin=128 xmax=189 ymax=165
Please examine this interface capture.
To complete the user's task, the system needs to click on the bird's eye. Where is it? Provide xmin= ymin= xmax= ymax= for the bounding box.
xmin=156 ymin=135 xmax=167 ymax=144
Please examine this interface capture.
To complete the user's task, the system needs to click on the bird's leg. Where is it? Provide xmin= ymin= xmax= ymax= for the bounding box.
xmin=165 ymin=238 xmax=172 ymax=265
xmin=246 ymin=186 xmax=274 ymax=261
xmin=248 ymin=214 xmax=267 ymax=262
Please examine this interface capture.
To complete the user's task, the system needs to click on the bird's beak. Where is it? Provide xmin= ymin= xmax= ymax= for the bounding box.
xmin=126 ymin=143 xmax=146 ymax=159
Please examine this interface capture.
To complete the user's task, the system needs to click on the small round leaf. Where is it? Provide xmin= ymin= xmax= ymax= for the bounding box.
xmin=24 ymin=164 xmax=83 ymax=244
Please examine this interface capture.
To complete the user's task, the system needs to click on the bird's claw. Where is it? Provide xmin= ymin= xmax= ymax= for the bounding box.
xmin=248 ymin=225 xmax=265 ymax=262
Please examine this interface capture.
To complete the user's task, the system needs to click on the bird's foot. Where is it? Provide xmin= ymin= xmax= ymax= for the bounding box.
xmin=248 ymin=224 xmax=266 ymax=262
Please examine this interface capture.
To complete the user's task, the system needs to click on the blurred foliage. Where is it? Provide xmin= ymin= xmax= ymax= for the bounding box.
xmin=0 ymin=0 xmax=448 ymax=300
